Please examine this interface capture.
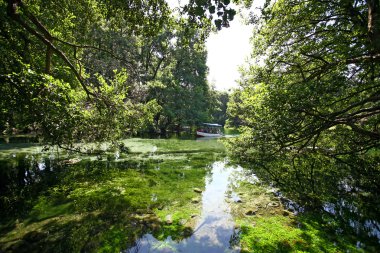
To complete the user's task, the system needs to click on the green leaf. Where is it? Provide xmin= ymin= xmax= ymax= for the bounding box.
xmin=223 ymin=0 xmax=230 ymax=5
xmin=209 ymin=6 xmax=215 ymax=14
xmin=214 ymin=19 xmax=222 ymax=30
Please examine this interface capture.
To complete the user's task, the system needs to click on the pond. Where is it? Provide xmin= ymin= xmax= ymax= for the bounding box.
xmin=0 ymin=138 xmax=379 ymax=252
xmin=126 ymin=161 xmax=241 ymax=253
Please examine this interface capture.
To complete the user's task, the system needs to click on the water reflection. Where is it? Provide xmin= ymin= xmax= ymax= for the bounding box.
xmin=0 ymin=154 xmax=58 ymax=217
xmin=125 ymin=161 xmax=240 ymax=253
xmin=323 ymin=199 xmax=380 ymax=244
xmin=1 ymin=138 xmax=379 ymax=251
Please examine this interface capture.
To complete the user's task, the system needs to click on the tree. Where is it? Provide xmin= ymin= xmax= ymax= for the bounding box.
xmin=0 ymin=0 xmax=171 ymax=142
xmin=146 ymin=25 xmax=212 ymax=133
xmin=228 ymin=0 xmax=380 ymax=211
xmin=225 ymin=88 xmax=244 ymax=128
xmin=210 ymin=90 xmax=229 ymax=126
xmin=0 ymin=0 xmax=235 ymax=144
xmin=184 ymin=0 xmax=237 ymax=30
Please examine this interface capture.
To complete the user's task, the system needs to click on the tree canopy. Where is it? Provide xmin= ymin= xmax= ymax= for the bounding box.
xmin=0 ymin=0 xmax=237 ymax=145
xmin=227 ymin=0 xmax=380 ymax=214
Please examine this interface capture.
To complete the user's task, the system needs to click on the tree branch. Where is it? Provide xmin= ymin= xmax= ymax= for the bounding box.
xmin=12 ymin=15 xmax=95 ymax=97
xmin=300 ymin=52 xmax=330 ymax=64
xmin=5 ymin=0 xmax=95 ymax=97
xmin=346 ymin=53 xmax=380 ymax=63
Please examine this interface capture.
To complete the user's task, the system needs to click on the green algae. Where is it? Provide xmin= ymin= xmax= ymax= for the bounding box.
xmin=228 ymin=170 xmax=376 ymax=253
xmin=0 ymin=138 xmax=224 ymax=252
xmin=236 ymin=214 xmax=372 ymax=253
xmin=1 ymin=138 xmax=379 ymax=252
xmin=0 ymin=137 xmax=225 ymax=161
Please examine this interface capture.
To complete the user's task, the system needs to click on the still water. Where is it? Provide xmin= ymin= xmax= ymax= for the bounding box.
xmin=126 ymin=161 xmax=241 ymax=253
xmin=0 ymin=138 xmax=246 ymax=252
xmin=1 ymin=138 xmax=379 ymax=252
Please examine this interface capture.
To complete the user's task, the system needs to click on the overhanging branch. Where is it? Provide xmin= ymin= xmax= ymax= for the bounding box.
xmin=13 ymin=16 xmax=95 ymax=97
xmin=6 ymin=0 xmax=95 ymax=97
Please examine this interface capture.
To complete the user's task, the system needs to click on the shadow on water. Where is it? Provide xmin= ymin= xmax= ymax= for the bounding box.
xmin=0 ymin=135 xmax=39 ymax=144
xmin=235 ymin=150 xmax=380 ymax=252
xmin=0 ymin=142 xmax=234 ymax=252
xmin=0 ymin=138 xmax=380 ymax=252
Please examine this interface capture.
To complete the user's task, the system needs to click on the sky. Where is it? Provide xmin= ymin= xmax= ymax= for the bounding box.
xmin=166 ymin=0 xmax=264 ymax=91
xmin=206 ymin=15 xmax=253 ymax=91
xmin=206 ymin=0 xmax=265 ymax=91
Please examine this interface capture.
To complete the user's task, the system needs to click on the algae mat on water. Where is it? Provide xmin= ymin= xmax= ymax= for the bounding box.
xmin=228 ymin=170 xmax=378 ymax=253
xmin=0 ymin=138 xmax=224 ymax=252
xmin=0 ymin=138 xmax=378 ymax=252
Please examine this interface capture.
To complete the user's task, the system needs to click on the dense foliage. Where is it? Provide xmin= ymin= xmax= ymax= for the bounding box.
xmin=0 ymin=0 xmax=235 ymax=145
xmin=145 ymin=27 xmax=213 ymax=133
xmin=227 ymin=0 xmax=380 ymax=215
xmin=210 ymin=90 xmax=229 ymax=126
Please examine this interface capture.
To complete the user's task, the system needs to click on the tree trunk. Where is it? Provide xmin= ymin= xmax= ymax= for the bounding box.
xmin=368 ymin=0 xmax=380 ymax=54
xmin=45 ymin=43 xmax=53 ymax=74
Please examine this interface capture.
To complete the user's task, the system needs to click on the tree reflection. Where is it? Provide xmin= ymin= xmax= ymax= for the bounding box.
xmin=240 ymin=149 xmax=380 ymax=249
